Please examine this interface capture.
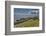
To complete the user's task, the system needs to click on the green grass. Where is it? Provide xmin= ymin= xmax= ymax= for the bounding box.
xmin=14 ymin=19 xmax=39 ymax=27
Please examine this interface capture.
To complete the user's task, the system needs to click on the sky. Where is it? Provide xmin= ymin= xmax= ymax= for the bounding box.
xmin=14 ymin=8 xmax=39 ymax=21
xmin=14 ymin=8 xmax=32 ymax=14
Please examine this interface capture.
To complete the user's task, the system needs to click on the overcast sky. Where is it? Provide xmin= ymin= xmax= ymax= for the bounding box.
xmin=14 ymin=8 xmax=39 ymax=20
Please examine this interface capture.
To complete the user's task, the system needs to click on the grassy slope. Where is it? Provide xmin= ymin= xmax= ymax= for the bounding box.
xmin=14 ymin=19 xmax=39 ymax=27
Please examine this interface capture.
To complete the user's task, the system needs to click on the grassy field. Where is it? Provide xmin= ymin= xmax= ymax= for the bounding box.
xmin=14 ymin=19 xmax=39 ymax=27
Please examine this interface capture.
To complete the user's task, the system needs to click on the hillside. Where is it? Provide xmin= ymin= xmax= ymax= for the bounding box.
xmin=14 ymin=17 xmax=39 ymax=27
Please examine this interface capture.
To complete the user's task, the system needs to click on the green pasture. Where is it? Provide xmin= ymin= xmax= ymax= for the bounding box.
xmin=14 ymin=19 xmax=39 ymax=27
